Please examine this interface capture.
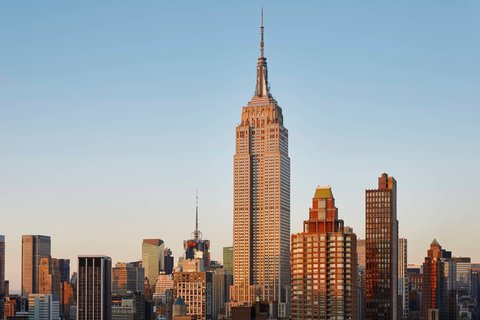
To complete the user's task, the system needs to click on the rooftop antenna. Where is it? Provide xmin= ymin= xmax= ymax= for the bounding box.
xmin=194 ymin=189 xmax=201 ymax=241
xmin=260 ymin=7 xmax=264 ymax=58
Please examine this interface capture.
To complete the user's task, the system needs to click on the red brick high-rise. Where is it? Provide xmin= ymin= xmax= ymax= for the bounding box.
xmin=365 ymin=173 xmax=398 ymax=320
xmin=291 ymin=187 xmax=357 ymax=319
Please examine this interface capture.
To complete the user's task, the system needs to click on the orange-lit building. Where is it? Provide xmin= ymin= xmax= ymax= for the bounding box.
xmin=422 ymin=239 xmax=449 ymax=319
xmin=365 ymin=173 xmax=398 ymax=320
xmin=39 ymin=257 xmax=61 ymax=298
xmin=291 ymin=187 xmax=357 ymax=319
xmin=230 ymin=13 xmax=290 ymax=317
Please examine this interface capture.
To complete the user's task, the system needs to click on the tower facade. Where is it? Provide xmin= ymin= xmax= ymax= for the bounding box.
xmin=398 ymin=238 xmax=409 ymax=319
xmin=422 ymin=240 xmax=448 ymax=319
xmin=22 ymin=235 xmax=51 ymax=297
xmin=365 ymin=173 xmax=398 ymax=320
xmin=231 ymin=13 xmax=290 ymax=313
xmin=0 ymin=236 xmax=4 ymax=297
xmin=77 ymin=255 xmax=112 ymax=320
xmin=291 ymin=187 xmax=357 ymax=319
xmin=142 ymin=239 xmax=164 ymax=288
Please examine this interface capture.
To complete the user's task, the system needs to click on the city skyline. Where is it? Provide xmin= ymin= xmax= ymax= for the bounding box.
xmin=1 ymin=1 xmax=480 ymax=294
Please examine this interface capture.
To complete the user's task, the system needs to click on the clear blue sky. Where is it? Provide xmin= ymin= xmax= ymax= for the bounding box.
xmin=1 ymin=1 xmax=479 ymax=292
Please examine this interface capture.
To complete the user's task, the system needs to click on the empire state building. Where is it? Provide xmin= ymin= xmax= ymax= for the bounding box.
xmin=231 ymin=13 xmax=290 ymax=316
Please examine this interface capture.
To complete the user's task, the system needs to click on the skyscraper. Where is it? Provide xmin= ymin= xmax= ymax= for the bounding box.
xmin=142 ymin=239 xmax=165 ymax=288
xmin=112 ymin=262 xmax=136 ymax=295
xmin=231 ymin=12 xmax=290 ymax=315
xmin=223 ymin=247 xmax=233 ymax=276
xmin=0 ymin=235 xmax=4 ymax=297
xmin=422 ymin=239 xmax=448 ymax=319
xmin=291 ymin=187 xmax=357 ymax=319
xmin=365 ymin=173 xmax=398 ymax=320
xmin=22 ymin=235 xmax=51 ymax=297
xmin=183 ymin=193 xmax=211 ymax=270
xmin=77 ymin=255 xmax=112 ymax=320
xmin=398 ymin=238 xmax=409 ymax=319
xmin=39 ymin=257 xmax=61 ymax=299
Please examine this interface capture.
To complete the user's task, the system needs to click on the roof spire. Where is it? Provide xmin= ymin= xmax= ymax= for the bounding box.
xmin=254 ymin=9 xmax=271 ymax=98
xmin=260 ymin=8 xmax=264 ymax=58
xmin=194 ymin=189 xmax=199 ymax=241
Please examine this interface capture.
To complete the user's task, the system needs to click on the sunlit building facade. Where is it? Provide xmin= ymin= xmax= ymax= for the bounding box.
xmin=231 ymin=13 xmax=290 ymax=315
xmin=365 ymin=174 xmax=398 ymax=320
xmin=142 ymin=239 xmax=164 ymax=289
xmin=398 ymin=238 xmax=409 ymax=319
xmin=291 ymin=187 xmax=357 ymax=319
xmin=22 ymin=235 xmax=51 ymax=297
xmin=39 ymin=257 xmax=61 ymax=299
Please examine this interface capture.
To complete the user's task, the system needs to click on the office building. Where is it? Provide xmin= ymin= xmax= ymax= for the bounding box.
xmin=173 ymin=271 xmax=213 ymax=320
xmin=291 ymin=187 xmax=357 ymax=319
xmin=111 ymin=292 xmax=145 ymax=320
xmin=223 ymin=247 xmax=233 ymax=276
xmin=365 ymin=173 xmax=398 ymax=320
xmin=22 ymin=235 xmax=51 ymax=297
xmin=112 ymin=262 xmax=136 ymax=295
xmin=164 ymin=248 xmax=174 ymax=275
xmin=142 ymin=239 xmax=164 ymax=288
xmin=77 ymin=256 xmax=112 ymax=320
xmin=38 ymin=257 xmax=61 ymax=299
xmin=28 ymin=294 xmax=60 ymax=320
xmin=183 ymin=194 xmax=211 ymax=271
xmin=422 ymin=239 xmax=448 ymax=320
xmin=356 ymin=239 xmax=366 ymax=320
xmin=399 ymin=238 xmax=409 ymax=319
xmin=452 ymin=257 xmax=472 ymax=296
xmin=153 ymin=273 xmax=173 ymax=305
xmin=0 ymin=236 xmax=4 ymax=297
xmin=231 ymin=13 xmax=290 ymax=315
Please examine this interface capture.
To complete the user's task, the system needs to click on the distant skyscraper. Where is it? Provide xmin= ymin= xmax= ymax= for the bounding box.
xmin=183 ymin=194 xmax=210 ymax=270
xmin=164 ymin=248 xmax=174 ymax=275
xmin=28 ymin=294 xmax=60 ymax=320
xmin=22 ymin=235 xmax=51 ymax=297
xmin=0 ymin=235 xmax=4 ymax=297
xmin=142 ymin=239 xmax=165 ymax=288
xmin=291 ymin=187 xmax=357 ymax=319
xmin=422 ymin=239 xmax=448 ymax=319
xmin=357 ymin=239 xmax=366 ymax=320
xmin=399 ymin=238 xmax=409 ymax=319
xmin=452 ymin=257 xmax=472 ymax=296
xmin=38 ymin=257 xmax=61 ymax=299
xmin=112 ymin=262 xmax=136 ymax=295
xmin=365 ymin=173 xmax=398 ymax=320
xmin=223 ymin=247 xmax=233 ymax=276
xmin=231 ymin=12 xmax=290 ymax=314
xmin=58 ymin=259 xmax=70 ymax=283
xmin=77 ymin=256 xmax=112 ymax=320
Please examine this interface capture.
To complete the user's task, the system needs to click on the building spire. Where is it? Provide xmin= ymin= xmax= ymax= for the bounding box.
xmin=254 ymin=9 xmax=271 ymax=98
xmin=260 ymin=8 xmax=264 ymax=58
xmin=194 ymin=189 xmax=200 ymax=241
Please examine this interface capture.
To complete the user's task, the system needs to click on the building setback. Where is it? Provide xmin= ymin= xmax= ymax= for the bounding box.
xmin=77 ymin=256 xmax=112 ymax=320
xmin=231 ymin=12 xmax=290 ymax=317
xmin=291 ymin=187 xmax=357 ymax=319
xmin=22 ymin=235 xmax=51 ymax=297
xmin=365 ymin=173 xmax=398 ymax=320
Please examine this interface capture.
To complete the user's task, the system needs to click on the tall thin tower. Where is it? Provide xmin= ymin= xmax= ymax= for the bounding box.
xmin=365 ymin=173 xmax=398 ymax=320
xmin=231 ymin=11 xmax=290 ymax=315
